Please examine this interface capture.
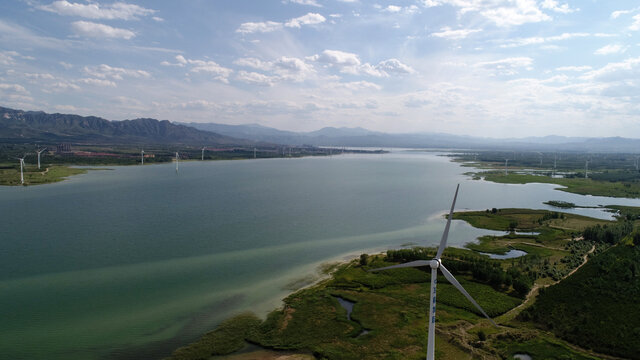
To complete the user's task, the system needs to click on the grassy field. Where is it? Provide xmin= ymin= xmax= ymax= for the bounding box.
xmin=481 ymin=172 xmax=640 ymax=198
xmin=0 ymin=164 xmax=93 ymax=186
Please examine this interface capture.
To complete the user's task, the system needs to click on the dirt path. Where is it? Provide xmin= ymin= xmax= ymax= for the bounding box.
xmin=497 ymin=244 xmax=595 ymax=323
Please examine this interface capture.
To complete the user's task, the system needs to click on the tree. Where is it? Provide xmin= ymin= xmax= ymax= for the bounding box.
xmin=359 ymin=254 xmax=368 ymax=266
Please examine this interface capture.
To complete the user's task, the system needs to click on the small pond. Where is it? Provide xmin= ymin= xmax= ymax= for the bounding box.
xmin=479 ymin=249 xmax=528 ymax=259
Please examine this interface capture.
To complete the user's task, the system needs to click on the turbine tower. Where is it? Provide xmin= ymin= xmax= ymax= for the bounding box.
xmin=15 ymin=155 xmax=27 ymax=184
xmin=585 ymin=160 xmax=588 ymax=179
xmin=141 ymin=149 xmax=144 ymax=165
xmin=254 ymin=147 xmax=257 ymax=159
xmin=504 ymin=159 xmax=509 ymax=175
xmin=201 ymin=146 xmax=206 ymax=161
xmin=175 ymin=152 xmax=179 ymax=173
xmin=370 ymin=185 xmax=496 ymax=360
xmin=36 ymin=147 xmax=46 ymax=170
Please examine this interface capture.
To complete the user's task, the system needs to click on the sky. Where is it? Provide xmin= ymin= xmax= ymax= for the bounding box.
xmin=1 ymin=0 xmax=640 ymax=137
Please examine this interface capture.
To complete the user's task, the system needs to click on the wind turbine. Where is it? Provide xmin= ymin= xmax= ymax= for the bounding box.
xmin=15 ymin=155 xmax=27 ymax=184
xmin=141 ymin=149 xmax=144 ymax=165
xmin=36 ymin=147 xmax=46 ymax=170
xmin=254 ymin=147 xmax=257 ymax=159
xmin=369 ymin=185 xmax=497 ymax=360
xmin=175 ymin=152 xmax=179 ymax=173
xmin=504 ymin=159 xmax=509 ymax=175
xmin=201 ymin=146 xmax=206 ymax=161
xmin=585 ymin=160 xmax=589 ymax=179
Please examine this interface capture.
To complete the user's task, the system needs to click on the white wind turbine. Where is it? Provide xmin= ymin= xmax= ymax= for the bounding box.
xmin=201 ymin=146 xmax=206 ymax=161
xmin=15 ymin=155 xmax=27 ymax=184
xmin=175 ymin=152 xmax=179 ymax=173
xmin=36 ymin=147 xmax=46 ymax=170
xmin=504 ymin=159 xmax=509 ymax=175
xmin=370 ymin=184 xmax=497 ymax=360
xmin=141 ymin=149 xmax=144 ymax=165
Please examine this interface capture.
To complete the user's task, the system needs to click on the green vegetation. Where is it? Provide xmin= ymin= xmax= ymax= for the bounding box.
xmin=0 ymin=164 xmax=91 ymax=186
xmin=483 ymin=172 xmax=640 ymax=198
xmin=169 ymin=313 xmax=262 ymax=359
xmin=544 ymin=200 xmax=576 ymax=208
xmin=521 ymin=245 xmax=640 ymax=359
xmin=494 ymin=336 xmax=598 ymax=360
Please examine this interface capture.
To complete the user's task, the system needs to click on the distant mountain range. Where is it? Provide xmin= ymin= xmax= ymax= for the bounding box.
xmin=181 ymin=122 xmax=640 ymax=153
xmin=2 ymin=106 xmax=639 ymax=152
xmin=0 ymin=107 xmax=248 ymax=145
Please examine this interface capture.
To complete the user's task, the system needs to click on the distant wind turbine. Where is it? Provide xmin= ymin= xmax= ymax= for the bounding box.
xmin=175 ymin=152 xmax=179 ymax=173
xmin=370 ymin=185 xmax=497 ymax=360
xmin=141 ymin=149 xmax=144 ymax=165
xmin=505 ymin=159 xmax=509 ymax=175
xmin=36 ymin=147 xmax=46 ymax=170
xmin=585 ymin=160 xmax=589 ymax=179
xmin=201 ymin=146 xmax=206 ymax=161
xmin=254 ymin=147 xmax=257 ymax=159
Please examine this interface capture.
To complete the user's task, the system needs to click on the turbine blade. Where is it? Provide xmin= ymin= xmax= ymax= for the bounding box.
xmin=439 ymin=264 xmax=497 ymax=327
xmin=368 ymin=260 xmax=431 ymax=272
xmin=435 ymin=184 xmax=459 ymax=260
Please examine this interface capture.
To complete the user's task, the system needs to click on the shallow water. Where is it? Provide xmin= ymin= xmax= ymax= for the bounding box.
xmin=1 ymin=151 xmax=639 ymax=359
xmin=479 ymin=249 xmax=528 ymax=259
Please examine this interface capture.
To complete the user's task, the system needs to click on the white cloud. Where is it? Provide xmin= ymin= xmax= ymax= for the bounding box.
xmin=45 ymin=81 xmax=81 ymax=93
xmin=384 ymin=5 xmax=402 ymax=13
xmin=0 ymin=83 xmax=29 ymax=94
xmin=328 ymin=81 xmax=382 ymax=90
xmin=162 ymin=56 xmax=233 ymax=83
xmin=234 ymin=56 xmax=315 ymax=82
xmin=594 ymin=44 xmax=627 ymax=55
xmin=309 ymin=50 xmax=413 ymax=77
xmin=38 ymin=1 xmax=155 ymax=20
xmin=475 ymin=57 xmax=533 ymax=75
xmin=556 ymin=66 xmax=592 ymax=72
xmin=71 ymin=21 xmax=135 ymax=39
xmin=236 ymin=21 xmax=283 ymax=34
xmin=540 ymin=0 xmax=577 ymax=14
xmin=285 ymin=0 xmax=322 ymax=7
xmin=285 ymin=13 xmax=326 ymax=28
xmin=0 ymin=50 xmax=35 ymax=65
xmin=24 ymin=73 xmax=55 ymax=80
xmin=84 ymin=64 xmax=150 ymax=80
xmin=376 ymin=59 xmax=415 ymax=74
xmin=431 ymin=27 xmax=481 ymax=40
xmin=420 ymin=0 xmax=551 ymax=27
xmin=582 ymin=57 xmax=640 ymax=82
xmin=381 ymin=4 xmax=419 ymax=14
xmin=188 ymin=60 xmax=234 ymax=83
xmin=499 ymin=32 xmax=589 ymax=47
xmin=236 ymin=71 xmax=277 ymax=86
xmin=237 ymin=13 xmax=326 ymax=33
xmin=77 ymin=78 xmax=117 ymax=87
xmin=152 ymin=16 xmax=164 ymax=22
xmin=59 ymin=61 xmax=74 ymax=69
xmin=631 ymin=14 xmax=640 ymax=31
xmin=611 ymin=7 xmax=640 ymax=19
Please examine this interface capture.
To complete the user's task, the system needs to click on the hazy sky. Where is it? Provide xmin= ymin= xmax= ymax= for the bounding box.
xmin=1 ymin=1 xmax=639 ymax=137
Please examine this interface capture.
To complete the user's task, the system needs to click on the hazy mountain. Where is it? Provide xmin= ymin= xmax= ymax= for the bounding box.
xmin=182 ymin=121 xmax=640 ymax=152
xmin=0 ymin=107 xmax=249 ymax=145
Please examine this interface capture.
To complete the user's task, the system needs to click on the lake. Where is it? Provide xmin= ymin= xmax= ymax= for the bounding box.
xmin=1 ymin=151 xmax=639 ymax=360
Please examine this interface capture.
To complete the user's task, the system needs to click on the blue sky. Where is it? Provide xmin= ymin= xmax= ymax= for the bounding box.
xmin=1 ymin=0 xmax=639 ymax=137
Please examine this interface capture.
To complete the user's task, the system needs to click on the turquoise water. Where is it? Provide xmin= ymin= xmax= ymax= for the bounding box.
xmin=1 ymin=151 xmax=639 ymax=360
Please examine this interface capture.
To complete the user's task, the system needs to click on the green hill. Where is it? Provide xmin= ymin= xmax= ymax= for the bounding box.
xmin=0 ymin=106 xmax=249 ymax=145
xmin=522 ymin=244 xmax=640 ymax=359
